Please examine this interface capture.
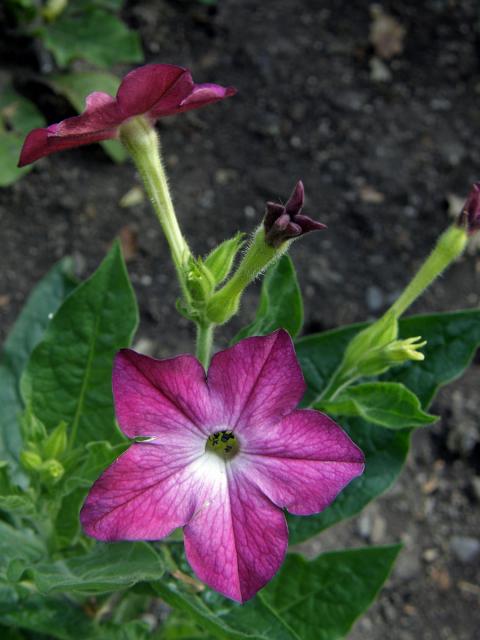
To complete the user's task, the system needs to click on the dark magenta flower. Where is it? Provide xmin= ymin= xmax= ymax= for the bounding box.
xmin=80 ymin=330 xmax=364 ymax=602
xmin=18 ymin=64 xmax=236 ymax=167
xmin=458 ymin=182 xmax=480 ymax=235
xmin=264 ymin=181 xmax=326 ymax=248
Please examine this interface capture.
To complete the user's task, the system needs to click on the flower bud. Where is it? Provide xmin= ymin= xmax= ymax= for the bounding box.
xmin=457 ymin=182 xmax=480 ymax=235
xmin=204 ymin=233 xmax=244 ymax=285
xmin=185 ymin=258 xmax=215 ymax=304
xmin=43 ymin=422 xmax=68 ymax=460
xmin=356 ymin=336 xmax=427 ymax=378
xmin=20 ymin=451 xmax=43 ymax=472
xmin=40 ymin=459 xmax=65 ymax=484
xmin=264 ymin=181 xmax=326 ymax=248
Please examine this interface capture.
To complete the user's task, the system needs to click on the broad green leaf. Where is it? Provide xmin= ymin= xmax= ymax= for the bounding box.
xmin=289 ymin=309 xmax=480 ymax=544
xmin=63 ymin=440 xmax=128 ymax=494
xmin=0 ymin=595 xmax=92 ymax=640
xmin=319 ymin=382 xmax=437 ymax=429
xmin=382 ymin=310 xmax=480 ymax=405
xmin=48 ymin=72 xmax=127 ymax=163
xmin=0 ymin=85 xmax=45 ymax=186
xmin=32 ymin=542 xmax=164 ymax=595
xmin=155 ymin=546 xmax=400 ymax=640
xmin=56 ymin=441 xmax=129 ymax=547
xmin=0 ymin=495 xmax=35 ymax=518
xmin=23 ymin=242 xmax=138 ymax=447
xmin=234 ymin=255 xmax=303 ymax=342
xmin=0 ymin=258 xmax=75 ymax=478
xmin=39 ymin=8 xmax=143 ymax=68
xmin=0 ymin=521 xmax=44 ymax=572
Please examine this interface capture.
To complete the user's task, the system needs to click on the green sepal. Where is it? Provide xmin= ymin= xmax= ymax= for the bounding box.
xmin=42 ymin=421 xmax=67 ymax=460
xmin=204 ymin=233 xmax=245 ymax=286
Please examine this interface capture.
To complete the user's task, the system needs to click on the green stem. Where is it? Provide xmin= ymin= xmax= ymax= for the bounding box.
xmin=196 ymin=322 xmax=214 ymax=368
xmin=120 ymin=117 xmax=191 ymax=294
xmin=390 ymin=225 xmax=467 ymax=317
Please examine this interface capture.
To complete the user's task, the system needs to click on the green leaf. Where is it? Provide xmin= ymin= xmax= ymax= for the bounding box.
xmin=0 ymin=258 xmax=75 ymax=479
xmin=319 ymin=382 xmax=437 ymax=429
xmin=0 ymin=595 xmax=93 ymax=640
xmin=382 ymin=310 xmax=480 ymax=405
xmin=39 ymin=8 xmax=143 ymax=68
xmin=155 ymin=546 xmax=400 ymax=640
xmin=32 ymin=542 xmax=164 ymax=595
xmin=0 ymin=84 xmax=45 ymax=186
xmin=56 ymin=441 xmax=128 ymax=548
xmin=23 ymin=242 xmax=138 ymax=447
xmin=289 ymin=309 xmax=480 ymax=544
xmin=233 ymin=255 xmax=303 ymax=342
xmin=0 ymin=521 xmax=44 ymax=572
xmin=47 ymin=72 xmax=127 ymax=163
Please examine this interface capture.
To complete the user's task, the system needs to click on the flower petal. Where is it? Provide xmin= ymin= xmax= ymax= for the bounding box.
xmin=116 ymin=64 xmax=190 ymax=119
xmin=207 ymin=330 xmax=305 ymax=434
xmin=18 ymin=123 xmax=117 ymax=167
xmin=113 ymin=349 xmax=213 ymax=440
xmin=184 ymin=459 xmax=287 ymax=602
xmin=176 ymin=83 xmax=237 ymax=113
xmin=242 ymin=409 xmax=364 ymax=515
xmin=81 ymin=442 xmax=208 ymax=541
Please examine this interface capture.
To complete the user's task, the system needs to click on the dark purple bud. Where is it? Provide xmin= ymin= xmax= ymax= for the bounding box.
xmin=457 ymin=183 xmax=480 ymax=235
xmin=263 ymin=181 xmax=326 ymax=248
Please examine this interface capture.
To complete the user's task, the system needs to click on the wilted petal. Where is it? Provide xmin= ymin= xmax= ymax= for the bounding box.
xmin=184 ymin=459 xmax=287 ymax=602
xmin=80 ymin=442 xmax=207 ymax=541
xmin=207 ymin=330 xmax=305 ymax=433
xmin=243 ymin=409 xmax=364 ymax=515
xmin=113 ymin=349 xmax=214 ymax=440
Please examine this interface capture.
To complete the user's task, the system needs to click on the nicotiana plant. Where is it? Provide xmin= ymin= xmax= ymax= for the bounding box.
xmin=1 ymin=63 xmax=479 ymax=639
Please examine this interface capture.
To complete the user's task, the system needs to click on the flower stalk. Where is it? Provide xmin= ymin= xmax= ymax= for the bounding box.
xmin=389 ymin=224 xmax=467 ymax=317
xmin=120 ymin=117 xmax=191 ymax=287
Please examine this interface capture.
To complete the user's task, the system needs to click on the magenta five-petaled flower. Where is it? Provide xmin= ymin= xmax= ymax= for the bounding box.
xmin=18 ymin=64 xmax=235 ymax=167
xmin=264 ymin=181 xmax=326 ymax=248
xmin=80 ymin=330 xmax=364 ymax=602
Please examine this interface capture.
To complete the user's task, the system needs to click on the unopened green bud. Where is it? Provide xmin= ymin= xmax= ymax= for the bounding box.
xmin=356 ymin=336 xmax=427 ymax=378
xmin=204 ymin=233 xmax=245 ymax=285
xmin=40 ymin=459 xmax=65 ymax=484
xmin=342 ymin=310 xmax=398 ymax=371
xmin=21 ymin=409 xmax=47 ymax=444
xmin=185 ymin=258 xmax=215 ymax=304
xmin=206 ymin=227 xmax=278 ymax=325
xmin=43 ymin=422 xmax=68 ymax=460
xmin=42 ymin=0 xmax=68 ymax=22
xmin=20 ymin=451 xmax=43 ymax=472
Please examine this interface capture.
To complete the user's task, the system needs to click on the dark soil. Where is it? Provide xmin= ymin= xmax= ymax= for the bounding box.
xmin=1 ymin=1 xmax=479 ymax=638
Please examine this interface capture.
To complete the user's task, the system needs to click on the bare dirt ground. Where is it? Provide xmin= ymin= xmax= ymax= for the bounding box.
xmin=1 ymin=1 xmax=479 ymax=637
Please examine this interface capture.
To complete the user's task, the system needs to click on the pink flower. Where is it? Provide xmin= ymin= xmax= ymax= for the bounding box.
xmin=18 ymin=64 xmax=236 ymax=167
xmin=80 ymin=330 xmax=364 ymax=602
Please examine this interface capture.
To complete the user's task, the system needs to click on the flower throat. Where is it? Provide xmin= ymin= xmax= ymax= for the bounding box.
xmin=206 ymin=430 xmax=239 ymax=458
